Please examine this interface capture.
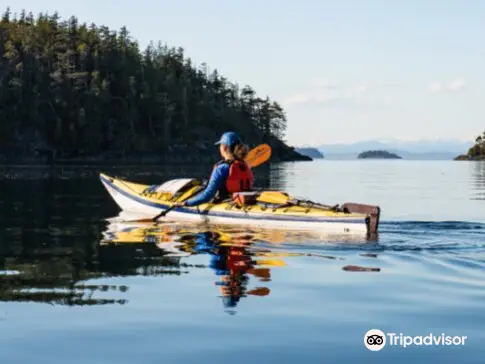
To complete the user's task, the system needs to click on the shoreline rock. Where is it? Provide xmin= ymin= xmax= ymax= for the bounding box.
xmin=0 ymin=144 xmax=311 ymax=166
xmin=454 ymin=154 xmax=485 ymax=161
xmin=294 ymin=147 xmax=324 ymax=159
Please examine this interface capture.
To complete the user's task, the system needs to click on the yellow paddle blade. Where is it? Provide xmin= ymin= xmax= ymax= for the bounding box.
xmin=256 ymin=191 xmax=290 ymax=204
xmin=254 ymin=259 xmax=287 ymax=267
xmin=255 ymin=252 xmax=303 ymax=258
xmin=245 ymin=144 xmax=271 ymax=168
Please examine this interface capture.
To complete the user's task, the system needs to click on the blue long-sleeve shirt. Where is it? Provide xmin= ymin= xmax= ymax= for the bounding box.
xmin=184 ymin=163 xmax=230 ymax=206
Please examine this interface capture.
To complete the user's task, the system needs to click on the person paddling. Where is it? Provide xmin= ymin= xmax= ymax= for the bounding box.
xmin=174 ymin=132 xmax=254 ymax=207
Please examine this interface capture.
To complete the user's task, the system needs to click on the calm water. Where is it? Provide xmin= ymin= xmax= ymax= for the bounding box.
xmin=1 ymin=160 xmax=484 ymax=363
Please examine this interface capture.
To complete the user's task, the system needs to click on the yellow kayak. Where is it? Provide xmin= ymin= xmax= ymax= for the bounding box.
xmin=99 ymin=173 xmax=381 ymax=237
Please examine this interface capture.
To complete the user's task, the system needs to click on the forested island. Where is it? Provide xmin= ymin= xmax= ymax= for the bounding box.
xmin=357 ymin=150 xmax=402 ymax=159
xmin=294 ymin=147 xmax=324 ymax=159
xmin=0 ymin=8 xmax=310 ymax=164
xmin=454 ymin=132 xmax=485 ymax=161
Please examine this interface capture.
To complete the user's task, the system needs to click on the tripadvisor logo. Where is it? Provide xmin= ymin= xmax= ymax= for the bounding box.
xmin=364 ymin=329 xmax=386 ymax=351
xmin=364 ymin=329 xmax=468 ymax=351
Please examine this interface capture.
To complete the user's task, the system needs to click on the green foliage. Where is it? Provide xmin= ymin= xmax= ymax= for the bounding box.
xmin=467 ymin=131 xmax=485 ymax=157
xmin=0 ymin=8 xmax=288 ymax=158
xmin=357 ymin=150 xmax=402 ymax=159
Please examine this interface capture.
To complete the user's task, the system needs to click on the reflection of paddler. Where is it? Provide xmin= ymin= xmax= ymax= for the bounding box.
xmin=224 ymin=244 xmax=271 ymax=278
xmin=177 ymin=231 xmax=230 ymax=276
xmin=185 ymin=230 xmax=271 ymax=310
xmin=226 ymin=243 xmax=252 ymax=272
xmin=216 ymin=239 xmax=272 ymax=310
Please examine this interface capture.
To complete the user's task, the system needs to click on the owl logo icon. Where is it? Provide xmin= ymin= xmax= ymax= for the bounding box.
xmin=364 ymin=329 xmax=386 ymax=351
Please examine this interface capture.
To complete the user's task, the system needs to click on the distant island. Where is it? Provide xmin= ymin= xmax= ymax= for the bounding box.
xmin=294 ymin=147 xmax=324 ymax=159
xmin=0 ymin=8 xmax=309 ymax=165
xmin=313 ymin=138 xmax=472 ymax=160
xmin=357 ymin=150 xmax=402 ymax=159
xmin=454 ymin=132 xmax=485 ymax=161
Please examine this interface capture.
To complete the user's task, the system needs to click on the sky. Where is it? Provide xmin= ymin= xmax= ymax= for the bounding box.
xmin=4 ymin=0 xmax=484 ymax=145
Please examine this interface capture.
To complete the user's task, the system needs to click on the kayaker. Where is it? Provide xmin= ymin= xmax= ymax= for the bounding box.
xmin=174 ymin=131 xmax=254 ymax=207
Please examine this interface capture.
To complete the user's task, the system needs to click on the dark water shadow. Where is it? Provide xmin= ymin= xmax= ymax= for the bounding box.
xmin=0 ymin=164 xmax=272 ymax=188
xmin=0 ymin=164 xmax=269 ymax=308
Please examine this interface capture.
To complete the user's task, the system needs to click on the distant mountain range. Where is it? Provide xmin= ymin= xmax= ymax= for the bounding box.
xmin=296 ymin=138 xmax=473 ymax=160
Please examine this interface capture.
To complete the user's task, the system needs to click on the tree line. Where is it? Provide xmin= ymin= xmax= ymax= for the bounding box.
xmin=0 ymin=8 xmax=290 ymax=160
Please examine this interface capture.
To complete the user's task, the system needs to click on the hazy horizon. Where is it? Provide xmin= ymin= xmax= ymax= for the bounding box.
xmin=295 ymin=138 xmax=477 ymax=157
xmin=5 ymin=0 xmax=484 ymax=145
xmin=296 ymin=136 xmax=476 ymax=146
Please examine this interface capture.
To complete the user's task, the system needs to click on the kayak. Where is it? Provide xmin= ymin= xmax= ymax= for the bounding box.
xmin=99 ymin=173 xmax=381 ymax=237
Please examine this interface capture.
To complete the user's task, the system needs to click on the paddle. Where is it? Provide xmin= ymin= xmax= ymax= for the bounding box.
xmin=247 ymin=287 xmax=270 ymax=296
xmin=254 ymin=259 xmax=287 ymax=267
xmin=151 ymin=143 xmax=272 ymax=222
xmin=245 ymin=143 xmax=271 ymax=168
xmin=254 ymin=251 xmax=343 ymax=260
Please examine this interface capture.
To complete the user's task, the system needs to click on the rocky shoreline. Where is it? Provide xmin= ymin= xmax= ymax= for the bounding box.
xmin=454 ymin=154 xmax=485 ymax=161
xmin=0 ymin=142 xmax=311 ymax=166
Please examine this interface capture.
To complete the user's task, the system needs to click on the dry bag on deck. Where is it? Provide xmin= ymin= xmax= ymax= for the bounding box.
xmin=232 ymin=191 xmax=259 ymax=206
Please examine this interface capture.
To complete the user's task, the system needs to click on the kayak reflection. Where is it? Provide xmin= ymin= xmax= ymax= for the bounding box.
xmin=100 ymin=214 xmax=382 ymax=311
xmin=101 ymin=220 xmax=287 ymax=312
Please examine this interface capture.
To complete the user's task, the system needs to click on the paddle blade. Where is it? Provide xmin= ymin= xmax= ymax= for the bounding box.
xmin=247 ymin=268 xmax=271 ymax=280
xmin=256 ymin=191 xmax=290 ymax=205
xmin=245 ymin=144 xmax=271 ymax=168
xmin=247 ymin=287 xmax=270 ymax=296
xmin=254 ymin=259 xmax=287 ymax=267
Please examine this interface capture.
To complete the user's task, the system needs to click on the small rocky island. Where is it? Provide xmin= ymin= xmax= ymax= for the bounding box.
xmin=357 ymin=150 xmax=402 ymax=159
xmin=295 ymin=147 xmax=324 ymax=159
xmin=454 ymin=132 xmax=485 ymax=161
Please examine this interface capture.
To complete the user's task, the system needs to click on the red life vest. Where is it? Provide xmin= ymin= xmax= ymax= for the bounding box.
xmin=214 ymin=159 xmax=254 ymax=197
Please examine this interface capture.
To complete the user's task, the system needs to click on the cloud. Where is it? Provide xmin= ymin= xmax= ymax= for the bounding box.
xmin=284 ymin=94 xmax=313 ymax=105
xmin=376 ymin=82 xmax=404 ymax=89
xmin=355 ymin=85 xmax=369 ymax=93
xmin=282 ymin=80 xmax=403 ymax=109
xmin=313 ymin=81 xmax=340 ymax=89
xmin=429 ymin=83 xmax=442 ymax=92
xmin=448 ymin=79 xmax=467 ymax=91
xmin=428 ymin=78 xmax=467 ymax=92
xmin=354 ymin=82 xmax=405 ymax=93
xmin=284 ymin=92 xmax=335 ymax=106
xmin=283 ymin=92 xmax=392 ymax=110
xmin=309 ymin=81 xmax=404 ymax=94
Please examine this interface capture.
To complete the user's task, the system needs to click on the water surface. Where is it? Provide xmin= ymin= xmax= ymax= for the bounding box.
xmin=1 ymin=160 xmax=484 ymax=363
